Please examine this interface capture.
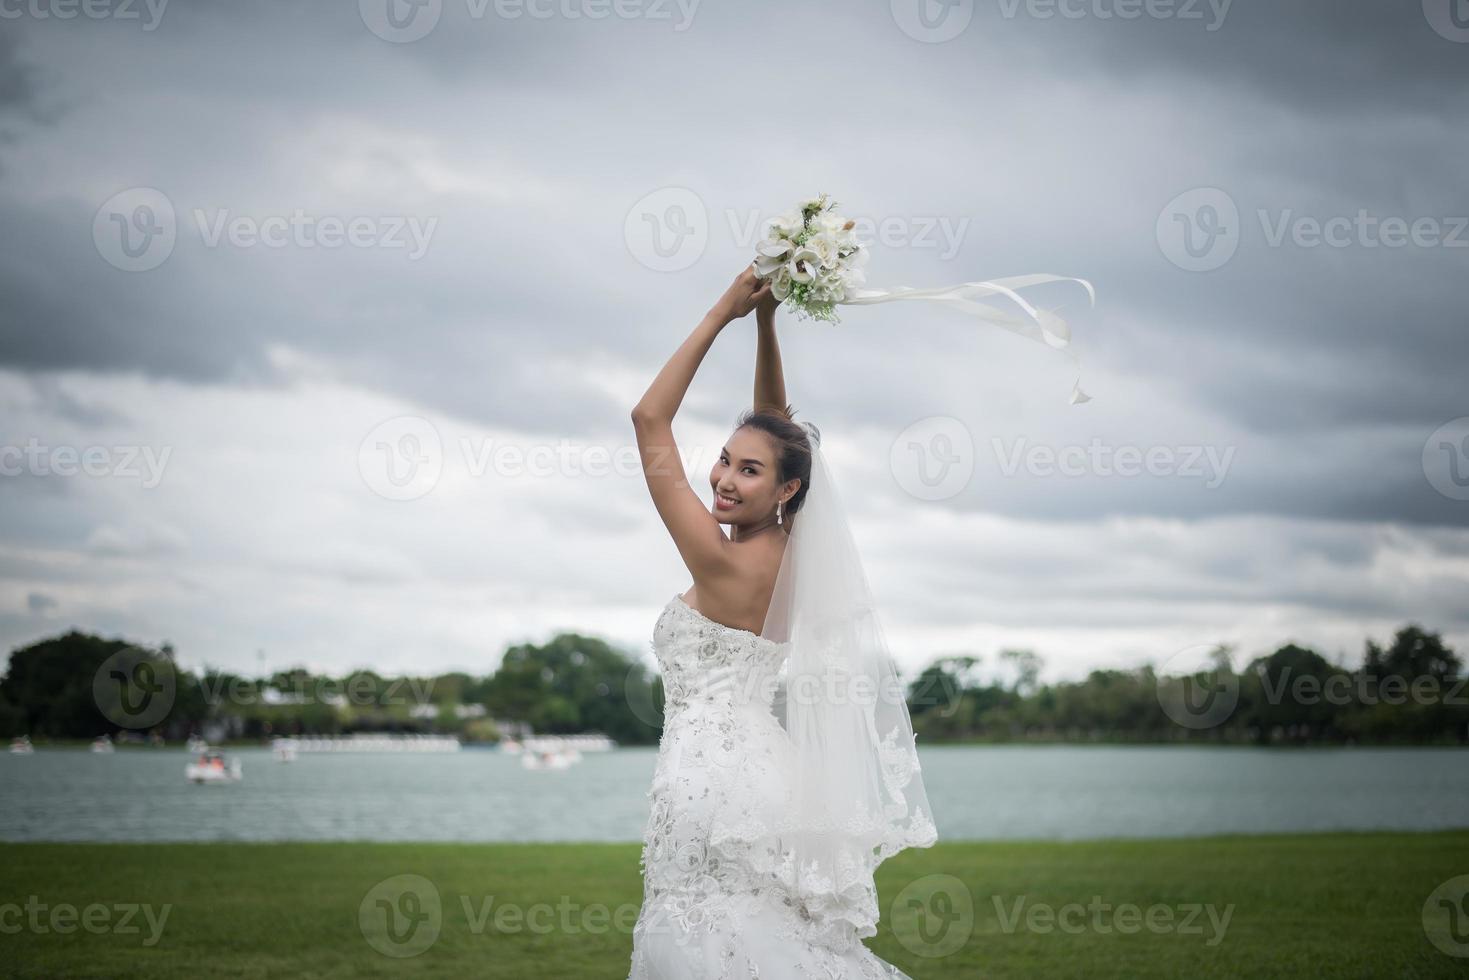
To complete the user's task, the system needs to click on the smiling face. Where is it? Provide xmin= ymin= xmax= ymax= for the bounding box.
xmin=709 ymin=426 xmax=790 ymax=526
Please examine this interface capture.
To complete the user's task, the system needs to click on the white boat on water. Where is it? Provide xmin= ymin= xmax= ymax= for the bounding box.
xmin=9 ymin=736 xmax=34 ymax=754
xmin=289 ymin=735 xmax=461 ymax=753
xmin=521 ymin=748 xmax=577 ymax=771
xmin=186 ymin=752 xmax=243 ymax=784
xmin=90 ymin=736 xmax=115 ymax=753
xmin=522 ymin=734 xmax=615 ymax=754
xmin=507 ymin=733 xmax=612 ymax=768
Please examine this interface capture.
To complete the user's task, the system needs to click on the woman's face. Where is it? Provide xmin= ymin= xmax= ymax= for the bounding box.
xmin=709 ymin=427 xmax=784 ymax=526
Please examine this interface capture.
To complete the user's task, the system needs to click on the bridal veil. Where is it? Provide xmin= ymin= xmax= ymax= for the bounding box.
xmin=745 ymin=419 xmax=939 ymax=949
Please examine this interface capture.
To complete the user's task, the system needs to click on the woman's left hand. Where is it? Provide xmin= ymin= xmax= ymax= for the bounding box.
xmin=756 ymin=278 xmax=781 ymax=323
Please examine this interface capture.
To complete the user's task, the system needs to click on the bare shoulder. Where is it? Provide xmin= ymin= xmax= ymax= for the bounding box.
xmin=683 ymin=532 xmax=790 ymax=633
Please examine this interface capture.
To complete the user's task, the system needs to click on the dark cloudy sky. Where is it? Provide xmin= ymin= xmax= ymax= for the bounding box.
xmin=1 ymin=0 xmax=1466 ymax=682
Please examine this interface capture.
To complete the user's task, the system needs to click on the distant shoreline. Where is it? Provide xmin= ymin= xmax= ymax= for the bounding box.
xmin=14 ymin=737 xmax=1469 ymax=750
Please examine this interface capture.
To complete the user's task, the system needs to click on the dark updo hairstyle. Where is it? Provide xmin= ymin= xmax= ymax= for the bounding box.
xmin=734 ymin=404 xmax=814 ymax=519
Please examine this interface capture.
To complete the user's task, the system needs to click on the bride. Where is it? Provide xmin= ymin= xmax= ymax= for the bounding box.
xmin=627 ymin=266 xmax=937 ymax=979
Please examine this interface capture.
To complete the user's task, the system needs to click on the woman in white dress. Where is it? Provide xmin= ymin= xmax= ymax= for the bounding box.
xmin=628 ymin=266 xmax=937 ymax=979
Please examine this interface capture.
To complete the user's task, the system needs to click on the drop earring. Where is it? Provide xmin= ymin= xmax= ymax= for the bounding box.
xmin=776 ymin=500 xmax=783 ymax=525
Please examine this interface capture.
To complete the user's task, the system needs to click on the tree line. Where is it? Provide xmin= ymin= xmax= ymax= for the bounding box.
xmin=0 ymin=622 xmax=1462 ymax=746
xmin=908 ymin=624 xmax=1466 ymax=744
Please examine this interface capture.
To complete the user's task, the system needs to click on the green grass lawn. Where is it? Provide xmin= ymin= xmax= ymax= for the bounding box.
xmin=2 ymin=832 xmax=1467 ymax=978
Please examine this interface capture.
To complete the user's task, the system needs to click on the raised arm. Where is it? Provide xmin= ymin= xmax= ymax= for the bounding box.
xmin=753 ymin=289 xmax=789 ymax=415
xmin=631 ymin=267 xmax=771 ymax=580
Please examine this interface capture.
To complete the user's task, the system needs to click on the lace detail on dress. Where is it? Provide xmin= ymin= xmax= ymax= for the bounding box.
xmin=628 ymin=595 xmax=929 ymax=980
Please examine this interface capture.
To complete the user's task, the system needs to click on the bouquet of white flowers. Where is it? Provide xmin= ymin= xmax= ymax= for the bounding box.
xmin=751 ymin=193 xmax=1097 ymax=405
xmin=752 ymin=194 xmax=868 ymax=323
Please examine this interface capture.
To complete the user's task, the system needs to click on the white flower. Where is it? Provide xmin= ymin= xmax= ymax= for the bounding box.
xmin=816 ymin=272 xmax=847 ymax=302
xmin=807 ymin=234 xmax=840 ymax=269
xmin=812 ymin=212 xmax=847 ymax=237
xmin=754 ymin=238 xmax=791 ymax=277
xmin=787 ymin=245 xmax=821 ymax=283
xmin=767 ymin=210 xmax=804 ymax=240
xmin=770 ymin=268 xmax=793 ymax=300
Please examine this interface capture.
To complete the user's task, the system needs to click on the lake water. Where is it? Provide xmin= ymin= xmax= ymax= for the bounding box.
xmin=1 ymin=745 xmax=1465 ymax=843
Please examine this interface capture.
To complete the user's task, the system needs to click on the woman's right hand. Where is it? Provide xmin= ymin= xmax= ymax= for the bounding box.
xmin=712 ymin=265 xmax=773 ymax=322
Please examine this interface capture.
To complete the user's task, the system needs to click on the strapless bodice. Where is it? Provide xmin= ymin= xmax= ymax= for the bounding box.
xmin=651 ymin=594 xmax=789 ymax=718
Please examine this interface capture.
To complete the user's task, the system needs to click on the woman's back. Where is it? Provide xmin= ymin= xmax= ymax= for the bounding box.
xmin=679 ymin=530 xmax=789 ymax=636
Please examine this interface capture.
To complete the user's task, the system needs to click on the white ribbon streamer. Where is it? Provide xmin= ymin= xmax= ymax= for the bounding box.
xmin=839 ymin=274 xmax=1096 ymax=405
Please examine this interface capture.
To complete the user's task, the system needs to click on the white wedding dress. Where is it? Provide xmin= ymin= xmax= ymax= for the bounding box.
xmin=628 ymin=591 xmax=929 ymax=980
